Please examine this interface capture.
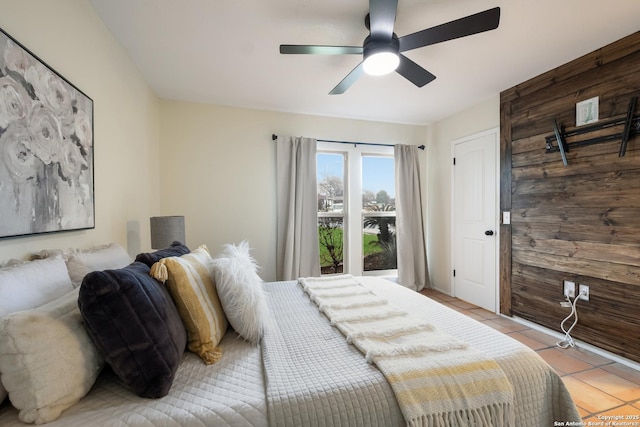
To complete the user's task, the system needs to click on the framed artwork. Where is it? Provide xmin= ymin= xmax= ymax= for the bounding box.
xmin=576 ymin=96 xmax=599 ymax=126
xmin=0 ymin=27 xmax=94 ymax=239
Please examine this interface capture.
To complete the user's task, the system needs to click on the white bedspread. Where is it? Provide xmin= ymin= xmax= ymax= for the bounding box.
xmin=0 ymin=331 xmax=268 ymax=427
xmin=262 ymin=277 xmax=579 ymax=427
xmin=300 ymin=275 xmax=514 ymax=427
xmin=262 ymin=280 xmax=405 ymax=427
xmin=0 ymin=277 xmax=579 ymax=427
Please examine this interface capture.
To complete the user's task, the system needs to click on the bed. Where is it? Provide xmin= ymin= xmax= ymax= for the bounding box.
xmin=0 ymin=274 xmax=580 ymax=427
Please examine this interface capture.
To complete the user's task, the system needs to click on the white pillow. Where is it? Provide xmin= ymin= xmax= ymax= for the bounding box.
xmin=0 ymin=256 xmax=74 ymax=404
xmin=66 ymin=243 xmax=131 ymax=287
xmin=0 ymin=287 xmax=104 ymax=424
xmin=0 ymin=255 xmax=73 ymax=318
xmin=210 ymin=241 xmax=267 ymax=344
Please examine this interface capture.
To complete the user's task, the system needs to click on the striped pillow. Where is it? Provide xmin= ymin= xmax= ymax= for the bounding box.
xmin=152 ymin=245 xmax=227 ymax=364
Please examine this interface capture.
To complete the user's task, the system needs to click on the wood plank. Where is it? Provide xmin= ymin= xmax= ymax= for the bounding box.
xmin=511 ymin=206 xmax=640 ymax=228
xmin=512 ymin=169 xmax=640 ymax=196
xmin=512 ymin=146 xmax=640 ymax=181
xmin=512 ymin=134 xmax=547 ymax=156
xmin=512 ymin=249 xmax=640 ymax=286
xmin=500 ymin=97 xmax=513 ymax=316
xmin=512 ymin=235 xmax=640 ymax=267
xmin=512 ymin=222 xmax=640 ymax=247
xmin=512 ymin=188 xmax=640 ymax=209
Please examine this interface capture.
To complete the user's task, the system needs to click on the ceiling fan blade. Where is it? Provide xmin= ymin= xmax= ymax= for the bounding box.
xmin=369 ymin=0 xmax=398 ymax=39
xmin=396 ymin=54 xmax=436 ymax=88
xmin=280 ymin=45 xmax=363 ymax=55
xmin=399 ymin=7 xmax=500 ymax=52
xmin=329 ymin=62 xmax=364 ymax=95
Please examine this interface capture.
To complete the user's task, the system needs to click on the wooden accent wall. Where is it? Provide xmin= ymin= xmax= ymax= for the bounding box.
xmin=500 ymin=32 xmax=640 ymax=363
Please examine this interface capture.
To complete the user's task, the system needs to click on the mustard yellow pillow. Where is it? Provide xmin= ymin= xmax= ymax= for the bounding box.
xmin=151 ymin=245 xmax=227 ymax=364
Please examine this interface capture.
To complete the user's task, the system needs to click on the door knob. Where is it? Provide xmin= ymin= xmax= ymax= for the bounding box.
xmin=485 ymin=230 xmax=494 ymax=236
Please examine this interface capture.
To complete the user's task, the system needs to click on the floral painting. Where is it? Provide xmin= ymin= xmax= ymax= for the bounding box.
xmin=0 ymin=28 xmax=94 ymax=238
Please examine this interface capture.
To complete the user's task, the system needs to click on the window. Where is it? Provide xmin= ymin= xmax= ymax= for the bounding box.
xmin=362 ymin=155 xmax=397 ymax=272
xmin=317 ymin=152 xmax=345 ymax=274
xmin=317 ymin=142 xmax=396 ymax=276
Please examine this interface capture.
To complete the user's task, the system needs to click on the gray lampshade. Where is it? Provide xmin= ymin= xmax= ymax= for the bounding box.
xmin=150 ymin=216 xmax=185 ymax=249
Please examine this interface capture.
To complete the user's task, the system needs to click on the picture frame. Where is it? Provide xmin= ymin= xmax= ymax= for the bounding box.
xmin=0 ymin=27 xmax=94 ymax=239
xmin=576 ymin=96 xmax=599 ymax=126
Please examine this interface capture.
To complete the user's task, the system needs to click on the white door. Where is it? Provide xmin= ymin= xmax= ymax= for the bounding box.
xmin=452 ymin=129 xmax=498 ymax=312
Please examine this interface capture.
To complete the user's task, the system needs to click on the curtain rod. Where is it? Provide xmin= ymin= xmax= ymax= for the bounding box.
xmin=271 ymin=134 xmax=425 ymax=150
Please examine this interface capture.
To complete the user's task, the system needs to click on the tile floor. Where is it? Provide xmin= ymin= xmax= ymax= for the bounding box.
xmin=420 ymin=288 xmax=640 ymax=423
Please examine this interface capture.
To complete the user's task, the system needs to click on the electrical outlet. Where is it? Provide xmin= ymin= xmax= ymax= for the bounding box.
xmin=578 ymin=284 xmax=590 ymax=301
xmin=563 ymin=280 xmax=575 ymax=298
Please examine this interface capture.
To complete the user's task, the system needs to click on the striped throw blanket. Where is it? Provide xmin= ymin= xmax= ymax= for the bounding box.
xmin=299 ymin=275 xmax=515 ymax=427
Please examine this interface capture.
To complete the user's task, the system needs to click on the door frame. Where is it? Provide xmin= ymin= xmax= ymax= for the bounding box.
xmin=450 ymin=127 xmax=500 ymax=313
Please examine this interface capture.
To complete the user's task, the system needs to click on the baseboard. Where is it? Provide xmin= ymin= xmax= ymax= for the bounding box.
xmin=508 ymin=315 xmax=640 ymax=372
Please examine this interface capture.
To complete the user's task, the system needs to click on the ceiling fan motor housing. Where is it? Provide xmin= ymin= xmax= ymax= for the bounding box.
xmin=362 ymin=34 xmax=400 ymax=75
xmin=363 ymin=34 xmax=400 ymax=59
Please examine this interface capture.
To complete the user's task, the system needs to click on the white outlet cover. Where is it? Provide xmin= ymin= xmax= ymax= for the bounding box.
xmin=578 ymin=284 xmax=590 ymax=301
xmin=563 ymin=280 xmax=576 ymax=297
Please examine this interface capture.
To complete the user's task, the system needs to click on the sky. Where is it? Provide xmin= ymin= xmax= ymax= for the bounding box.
xmin=317 ymin=153 xmax=395 ymax=197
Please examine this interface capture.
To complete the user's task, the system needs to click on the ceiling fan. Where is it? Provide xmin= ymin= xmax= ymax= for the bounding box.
xmin=280 ymin=0 xmax=500 ymax=95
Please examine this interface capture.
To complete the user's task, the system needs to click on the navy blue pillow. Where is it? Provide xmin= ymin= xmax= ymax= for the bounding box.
xmin=135 ymin=241 xmax=190 ymax=267
xmin=78 ymin=261 xmax=187 ymax=398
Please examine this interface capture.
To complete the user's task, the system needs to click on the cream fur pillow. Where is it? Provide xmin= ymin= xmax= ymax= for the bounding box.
xmin=0 ymin=287 xmax=104 ymax=424
xmin=210 ymin=241 xmax=267 ymax=344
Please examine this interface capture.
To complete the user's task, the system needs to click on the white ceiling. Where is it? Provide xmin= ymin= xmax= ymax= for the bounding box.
xmin=88 ymin=0 xmax=640 ymax=126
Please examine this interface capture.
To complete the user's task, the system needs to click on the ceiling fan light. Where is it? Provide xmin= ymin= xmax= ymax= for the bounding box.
xmin=363 ymin=51 xmax=399 ymax=76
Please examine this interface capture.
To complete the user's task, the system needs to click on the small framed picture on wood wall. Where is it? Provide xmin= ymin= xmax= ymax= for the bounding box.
xmin=576 ymin=96 xmax=599 ymax=126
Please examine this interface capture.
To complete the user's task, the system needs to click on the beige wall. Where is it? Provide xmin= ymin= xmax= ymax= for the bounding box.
xmin=159 ymin=100 xmax=428 ymax=281
xmin=0 ymin=0 xmax=160 ymax=261
xmin=428 ymin=95 xmax=499 ymax=294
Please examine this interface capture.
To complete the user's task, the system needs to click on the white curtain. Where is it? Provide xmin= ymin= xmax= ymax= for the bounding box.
xmin=394 ymin=144 xmax=430 ymax=291
xmin=276 ymin=136 xmax=320 ymax=280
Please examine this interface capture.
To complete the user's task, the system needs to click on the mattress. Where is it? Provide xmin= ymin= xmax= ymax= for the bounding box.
xmin=0 ymin=277 xmax=579 ymax=426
